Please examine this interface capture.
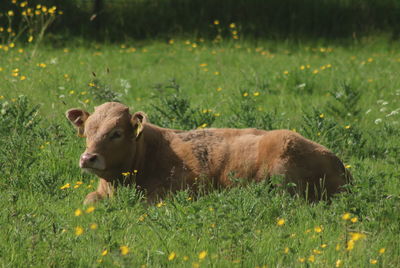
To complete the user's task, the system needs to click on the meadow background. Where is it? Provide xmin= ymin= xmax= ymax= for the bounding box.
xmin=1 ymin=0 xmax=400 ymax=267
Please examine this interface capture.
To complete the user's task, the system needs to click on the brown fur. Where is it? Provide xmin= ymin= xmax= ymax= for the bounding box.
xmin=66 ymin=102 xmax=351 ymax=204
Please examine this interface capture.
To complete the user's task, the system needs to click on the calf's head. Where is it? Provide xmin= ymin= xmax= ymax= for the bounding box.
xmin=66 ymin=102 xmax=146 ymax=180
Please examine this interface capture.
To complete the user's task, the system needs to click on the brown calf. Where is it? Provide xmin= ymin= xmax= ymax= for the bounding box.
xmin=66 ymin=102 xmax=350 ymax=204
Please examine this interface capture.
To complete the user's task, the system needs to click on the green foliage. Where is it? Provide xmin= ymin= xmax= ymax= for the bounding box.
xmin=0 ymin=96 xmax=42 ymax=190
xmin=286 ymin=69 xmax=317 ymax=94
xmin=150 ymin=79 xmax=216 ymax=130
xmin=300 ymin=108 xmax=365 ymax=157
xmin=0 ymin=95 xmax=41 ymax=134
xmin=88 ymin=75 xmax=121 ymax=104
xmin=228 ymin=89 xmax=278 ymax=129
xmin=327 ymin=82 xmax=362 ymax=121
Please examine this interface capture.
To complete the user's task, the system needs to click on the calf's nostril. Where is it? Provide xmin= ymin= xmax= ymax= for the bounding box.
xmin=88 ymin=155 xmax=97 ymax=162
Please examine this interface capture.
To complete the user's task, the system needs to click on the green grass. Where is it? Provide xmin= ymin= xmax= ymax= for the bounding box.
xmin=1 ymin=38 xmax=400 ymax=267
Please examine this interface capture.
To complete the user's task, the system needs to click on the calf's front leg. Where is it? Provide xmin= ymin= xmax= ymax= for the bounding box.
xmin=84 ymin=178 xmax=115 ymax=204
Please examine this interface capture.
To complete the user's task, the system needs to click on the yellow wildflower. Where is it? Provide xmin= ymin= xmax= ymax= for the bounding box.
xmin=138 ymin=214 xmax=147 ymax=222
xmin=284 ymin=247 xmax=289 ymax=254
xmin=319 ymin=113 xmax=324 ymax=118
xmin=60 ymin=183 xmax=70 ymax=190
xmin=86 ymin=206 xmax=95 ymax=213
xmin=298 ymin=257 xmax=305 ymax=263
xmin=156 ymin=201 xmax=165 ymax=208
xmin=370 ymin=259 xmax=378 ymax=264
xmin=350 ymin=232 xmax=366 ymax=241
xmin=183 ymin=256 xmax=189 ymax=261
xmin=277 ymin=218 xmax=285 ymax=226
xmin=216 ymin=87 xmax=222 ymax=92
xmin=345 ymin=164 xmax=351 ymax=169
xmin=75 ymin=226 xmax=84 ymax=236
xmin=168 ymin=252 xmax=177 ymax=261
xmin=243 ymin=92 xmax=249 ymax=97
xmin=379 ymin=248 xmax=386 ymax=254
xmin=344 ymin=125 xmax=351 ymax=129
xmin=314 ymin=226 xmax=323 ymax=233
xmin=308 ymin=255 xmax=315 ymax=263
xmin=199 ymin=63 xmax=208 ymax=67
xmin=342 ymin=213 xmax=351 ymax=220
xmin=350 ymin=217 xmax=358 ymax=223
xmin=120 ymin=245 xmax=130 ymax=255
xmin=90 ymin=223 xmax=98 ymax=230
xmin=300 ymin=65 xmax=305 ymax=70
xmin=229 ymin=23 xmax=236 ymax=28
xmin=313 ymin=69 xmax=319 ymax=74
xmin=283 ymin=70 xmax=289 ymax=75
xmin=198 ymin=251 xmax=207 ymax=260
xmin=313 ymin=249 xmax=322 ymax=254
xmin=213 ymin=20 xmax=220 ymax=25
xmin=74 ymin=209 xmax=83 ymax=216
xmin=335 ymin=259 xmax=342 ymax=267
xmin=8 ymin=11 xmax=14 ymax=16
xmin=101 ymin=249 xmax=108 ymax=256
xmin=346 ymin=240 xmax=355 ymax=251
xmin=253 ymin=92 xmax=260 ymax=96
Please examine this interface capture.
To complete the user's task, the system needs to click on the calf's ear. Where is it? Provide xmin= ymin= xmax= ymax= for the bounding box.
xmin=65 ymin=108 xmax=90 ymax=137
xmin=131 ymin=111 xmax=148 ymax=139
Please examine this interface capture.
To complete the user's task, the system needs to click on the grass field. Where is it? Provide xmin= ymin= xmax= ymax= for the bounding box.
xmin=1 ymin=37 xmax=400 ymax=267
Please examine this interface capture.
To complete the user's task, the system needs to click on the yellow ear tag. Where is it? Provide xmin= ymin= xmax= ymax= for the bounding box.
xmin=135 ymin=121 xmax=143 ymax=138
xmin=77 ymin=128 xmax=85 ymax=137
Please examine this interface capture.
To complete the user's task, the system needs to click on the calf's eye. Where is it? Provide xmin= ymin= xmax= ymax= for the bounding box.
xmin=110 ymin=131 xmax=122 ymax=140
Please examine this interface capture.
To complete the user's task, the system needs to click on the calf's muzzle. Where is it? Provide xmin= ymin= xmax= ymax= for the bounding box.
xmin=80 ymin=152 xmax=104 ymax=170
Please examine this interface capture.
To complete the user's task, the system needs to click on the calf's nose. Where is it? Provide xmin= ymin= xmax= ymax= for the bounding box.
xmin=80 ymin=153 xmax=98 ymax=168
